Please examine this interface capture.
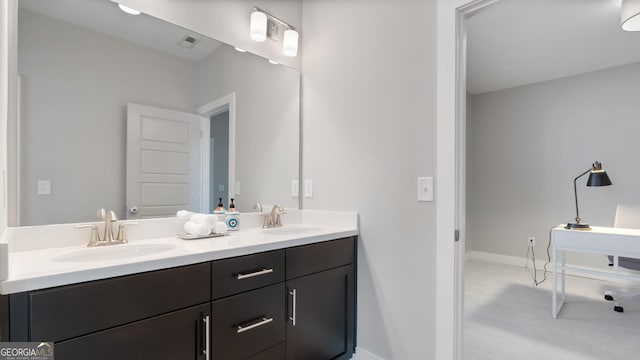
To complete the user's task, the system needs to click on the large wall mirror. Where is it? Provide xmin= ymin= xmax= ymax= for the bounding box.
xmin=14 ymin=0 xmax=300 ymax=226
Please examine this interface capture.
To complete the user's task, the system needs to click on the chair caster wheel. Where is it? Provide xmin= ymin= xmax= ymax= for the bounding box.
xmin=614 ymin=306 xmax=624 ymax=313
xmin=605 ymin=294 xmax=614 ymax=301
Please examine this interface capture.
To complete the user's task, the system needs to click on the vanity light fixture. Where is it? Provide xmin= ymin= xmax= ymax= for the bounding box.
xmin=283 ymin=29 xmax=299 ymax=57
xmin=250 ymin=7 xmax=299 ymax=57
xmin=250 ymin=10 xmax=268 ymax=42
xmin=621 ymin=0 xmax=640 ymax=31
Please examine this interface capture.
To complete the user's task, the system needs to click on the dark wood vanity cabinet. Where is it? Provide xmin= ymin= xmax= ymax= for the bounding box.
xmin=2 ymin=237 xmax=356 ymax=360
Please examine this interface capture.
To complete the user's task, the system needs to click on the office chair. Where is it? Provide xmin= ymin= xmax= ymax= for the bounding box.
xmin=603 ymin=204 xmax=640 ymax=312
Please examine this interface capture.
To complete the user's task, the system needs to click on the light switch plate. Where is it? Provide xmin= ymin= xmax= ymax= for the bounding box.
xmin=37 ymin=180 xmax=51 ymax=195
xmin=217 ymin=185 xmax=225 ymax=192
xmin=418 ymin=177 xmax=434 ymax=202
xmin=304 ymin=179 xmax=313 ymax=198
xmin=234 ymin=181 xmax=241 ymax=195
xmin=291 ymin=180 xmax=299 ymax=197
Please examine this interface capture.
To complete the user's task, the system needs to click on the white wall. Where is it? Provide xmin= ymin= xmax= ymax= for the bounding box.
xmin=196 ymin=45 xmax=300 ymax=212
xmin=18 ymin=9 xmax=198 ymax=225
xmin=301 ymin=0 xmax=437 ymax=358
xmin=117 ymin=0 xmax=302 ymax=69
xmin=468 ymin=62 xmax=640 ymax=268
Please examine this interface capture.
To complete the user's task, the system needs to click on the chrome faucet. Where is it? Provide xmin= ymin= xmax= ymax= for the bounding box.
xmin=75 ymin=208 xmax=137 ymax=247
xmin=270 ymin=204 xmax=285 ymax=227
xmin=255 ymin=203 xmax=271 ymax=228
xmin=255 ymin=203 xmax=286 ymax=228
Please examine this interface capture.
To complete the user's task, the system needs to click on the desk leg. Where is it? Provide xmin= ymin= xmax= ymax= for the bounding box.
xmin=561 ymin=249 xmax=566 ymax=303
xmin=552 ymin=245 xmax=557 ymax=319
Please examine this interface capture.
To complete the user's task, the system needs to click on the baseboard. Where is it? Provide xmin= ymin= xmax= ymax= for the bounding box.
xmin=351 ymin=347 xmax=385 ymax=360
xmin=465 ymin=250 xmax=538 ymax=269
xmin=465 ymin=250 xmax=638 ymax=283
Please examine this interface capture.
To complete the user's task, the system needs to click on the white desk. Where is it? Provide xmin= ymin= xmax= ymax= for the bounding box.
xmin=551 ymin=226 xmax=640 ymax=318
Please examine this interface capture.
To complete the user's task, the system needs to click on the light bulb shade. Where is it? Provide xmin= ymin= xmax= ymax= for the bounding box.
xmin=621 ymin=0 xmax=640 ymax=31
xmin=586 ymin=161 xmax=612 ymax=186
xmin=250 ymin=11 xmax=267 ymax=42
xmin=587 ymin=171 xmax=612 ymax=186
xmin=283 ymin=29 xmax=299 ymax=57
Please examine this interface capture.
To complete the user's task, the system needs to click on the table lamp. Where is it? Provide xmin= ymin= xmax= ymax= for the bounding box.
xmin=565 ymin=161 xmax=612 ymax=230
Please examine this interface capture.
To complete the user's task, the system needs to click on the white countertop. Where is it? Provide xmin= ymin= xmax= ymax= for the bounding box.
xmin=1 ymin=210 xmax=358 ymax=294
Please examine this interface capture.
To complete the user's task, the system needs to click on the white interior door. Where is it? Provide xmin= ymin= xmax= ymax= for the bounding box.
xmin=126 ymin=103 xmax=204 ymax=219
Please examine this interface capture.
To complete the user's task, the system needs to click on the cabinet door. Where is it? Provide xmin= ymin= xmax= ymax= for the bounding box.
xmin=54 ymin=303 xmax=211 ymax=360
xmin=286 ymin=265 xmax=355 ymax=360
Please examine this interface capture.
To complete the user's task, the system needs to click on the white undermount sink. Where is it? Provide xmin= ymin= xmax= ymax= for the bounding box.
xmin=262 ymin=226 xmax=322 ymax=235
xmin=50 ymin=243 xmax=176 ymax=263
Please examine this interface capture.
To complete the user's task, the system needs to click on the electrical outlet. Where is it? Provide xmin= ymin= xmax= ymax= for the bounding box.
xmin=528 ymin=237 xmax=536 ymax=247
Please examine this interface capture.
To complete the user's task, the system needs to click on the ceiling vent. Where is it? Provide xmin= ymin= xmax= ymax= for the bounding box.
xmin=178 ymin=35 xmax=200 ymax=49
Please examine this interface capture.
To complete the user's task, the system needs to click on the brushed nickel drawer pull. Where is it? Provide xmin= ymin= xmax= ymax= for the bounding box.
xmin=289 ymin=289 xmax=297 ymax=326
xmin=203 ymin=315 xmax=210 ymax=360
xmin=236 ymin=268 xmax=274 ymax=280
xmin=236 ymin=317 xmax=273 ymax=333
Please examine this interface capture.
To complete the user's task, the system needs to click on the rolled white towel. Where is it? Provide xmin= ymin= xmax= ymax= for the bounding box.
xmin=213 ymin=221 xmax=228 ymax=235
xmin=204 ymin=215 xmax=218 ymax=232
xmin=190 ymin=213 xmax=208 ymax=224
xmin=177 ymin=210 xmax=195 ymax=217
xmin=184 ymin=221 xmax=210 ymax=236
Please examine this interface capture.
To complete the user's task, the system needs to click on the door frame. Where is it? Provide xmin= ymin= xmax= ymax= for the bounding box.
xmin=436 ymin=0 xmax=498 ymax=359
xmin=198 ymin=93 xmax=236 ymax=213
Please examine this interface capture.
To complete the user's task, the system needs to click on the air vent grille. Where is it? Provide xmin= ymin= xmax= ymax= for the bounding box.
xmin=178 ymin=35 xmax=200 ymax=49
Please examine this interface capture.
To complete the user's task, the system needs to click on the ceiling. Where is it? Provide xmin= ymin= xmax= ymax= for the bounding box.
xmin=19 ymin=0 xmax=222 ymax=62
xmin=467 ymin=0 xmax=640 ymax=94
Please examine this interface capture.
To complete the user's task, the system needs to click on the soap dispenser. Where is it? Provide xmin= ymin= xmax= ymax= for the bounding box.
xmin=226 ymin=198 xmax=240 ymax=231
xmin=214 ymin=197 xmax=226 ymax=220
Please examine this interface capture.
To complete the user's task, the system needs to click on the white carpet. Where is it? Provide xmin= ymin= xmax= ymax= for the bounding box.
xmin=464 ymin=259 xmax=640 ymax=360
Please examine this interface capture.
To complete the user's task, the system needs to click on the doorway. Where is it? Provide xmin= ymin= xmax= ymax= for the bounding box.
xmin=209 ymin=110 xmax=229 ymax=213
xmin=198 ymin=92 xmax=236 ymax=214
xmin=436 ymin=1 xmax=497 ymax=358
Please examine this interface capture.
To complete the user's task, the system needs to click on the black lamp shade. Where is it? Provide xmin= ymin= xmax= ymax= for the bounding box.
xmin=587 ymin=171 xmax=612 ymax=187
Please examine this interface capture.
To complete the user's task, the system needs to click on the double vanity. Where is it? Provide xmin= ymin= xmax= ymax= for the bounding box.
xmin=0 ymin=210 xmax=358 ymax=360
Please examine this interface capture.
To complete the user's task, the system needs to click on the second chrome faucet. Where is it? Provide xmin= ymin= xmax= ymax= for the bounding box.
xmin=75 ymin=209 xmax=137 ymax=247
xmin=258 ymin=204 xmax=286 ymax=228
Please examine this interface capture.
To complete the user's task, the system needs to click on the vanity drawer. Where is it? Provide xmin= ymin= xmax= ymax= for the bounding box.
xmin=211 ymin=250 xmax=285 ymax=300
xmin=286 ymin=237 xmax=355 ymax=280
xmin=247 ymin=342 xmax=285 ymax=360
xmin=212 ymin=283 xmax=285 ymax=360
xmin=54 ymin=303 xmax=210 ymax=360
xmin=29 ymin=262 xmax=210 ymax=342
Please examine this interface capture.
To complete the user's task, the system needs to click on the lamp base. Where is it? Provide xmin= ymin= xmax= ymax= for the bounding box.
xmin=565 ymin=222 xmax=592 ymax=230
